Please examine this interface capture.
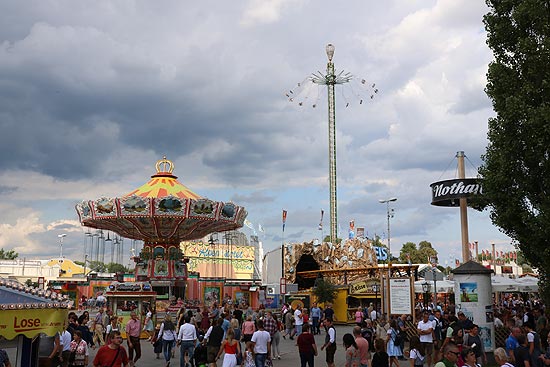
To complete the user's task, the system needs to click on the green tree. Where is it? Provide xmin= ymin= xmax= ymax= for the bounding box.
xmin=106 ymin=263 xmax=127 ymax=273
xmin=0 ymin=248 xmax=18 ymax=260
xmin=418 ymin=241 xmax=438 ymax=263
xmin=399 ymin=242 xmax=418 ymax=263
xmin=480 ymin=0 xmax=550 ymax=302
xmin=312 ymin=278 xmax=338 ymax=304
xmin=398 ymin=241 xmax=438 ymax=263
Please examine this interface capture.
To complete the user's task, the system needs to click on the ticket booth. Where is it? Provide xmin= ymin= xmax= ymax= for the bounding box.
xmin=105 ymin=282 xmax=156 ymax=339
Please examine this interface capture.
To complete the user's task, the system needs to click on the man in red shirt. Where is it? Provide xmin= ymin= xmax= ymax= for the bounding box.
xmin=93 ymin=330 xmax=129 ymax=367
xmin=353 ymin=326 xmax=370 ymax=367
xmin=125 ymin=311 xmax=142 ymax=367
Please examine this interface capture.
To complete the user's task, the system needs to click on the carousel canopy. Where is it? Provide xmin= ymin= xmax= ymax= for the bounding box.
xmin=76 ymin=157 xmax=247 ymax=242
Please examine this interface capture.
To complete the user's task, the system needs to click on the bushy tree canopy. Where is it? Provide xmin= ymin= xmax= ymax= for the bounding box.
xmin=481 ymin=0 xmax=550 ymax=301
xmin=0 ymin=248 xmax=18 ymax=260
xmin=398 ymin=241 xmax=438 ymax=264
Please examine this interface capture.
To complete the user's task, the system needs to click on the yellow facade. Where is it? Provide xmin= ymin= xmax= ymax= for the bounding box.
xmin=46 ymin=258 xmax=85 ymax=277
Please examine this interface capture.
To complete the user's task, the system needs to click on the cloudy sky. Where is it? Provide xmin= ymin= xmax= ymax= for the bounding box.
xmin=0 ymin=0 xmax=514 ymax=267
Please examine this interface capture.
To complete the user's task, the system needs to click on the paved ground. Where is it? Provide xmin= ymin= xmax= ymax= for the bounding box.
xmin=85 ymin=325 xmax=412 ymax=367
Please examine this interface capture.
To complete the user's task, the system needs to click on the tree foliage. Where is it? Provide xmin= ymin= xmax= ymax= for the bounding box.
xmin=312 ymin=278 xmax=338 ymax=304
xmin=481 ymin=0 xmax=550 ymax=302
xmin=0 ymin=248 xmax=18 ymax=260
xmin=398 ymin=241 xmax=438 ymax=263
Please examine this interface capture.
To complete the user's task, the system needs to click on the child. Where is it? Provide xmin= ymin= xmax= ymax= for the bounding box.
xmin=408 ymin=336 xmax=426 ymax=367
xmin=194 ymin=335 xmax=208 ymax=367
xmin=244 ymin=341 xmax=255 ymax=367
xmin=152 ymin=324 xmax=162 ymax=359
xmin=372 ymin=338 xmax=390 ymax=367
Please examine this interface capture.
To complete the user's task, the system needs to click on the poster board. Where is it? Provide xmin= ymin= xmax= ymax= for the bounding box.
xmin=389 ymin=278 xmax=413 ymax=315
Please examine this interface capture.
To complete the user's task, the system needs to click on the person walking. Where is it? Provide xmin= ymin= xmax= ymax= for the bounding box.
xmin=177 ymin=316 xmax=198 ymax=367
xmin=271 ymin=314 xmax=282 ymax=360
xmin=417 ymin=312 xmax=434 ymax=367
xmin=93 ymin=308 xmax=106 ymax=347
xmin=59 ymin=328 xmax=72 ymax=367
xmin=387 ymin=320 xmax=402 ymax=367
xmin=204 ymin=318 xmax=225 ymax=367
xmin=93 ymin=330 xmax=129 ymax=367
xmin=143 ymin=307 xmax=155 ymax=341
xmin=343 ymin=333 xmax=361 ymax=367
xmin=321 ymin=318 xmax=336 ymax=367
xmin=158 ymin=314 xmax=177 ymax=367
xmin=294 ymin=304 xmax=304 ymax=337
xmin=353 ymin=326 xmax=369 ymax=367
xmin=69 ymin=330 xmax=89 ymax=367
xmin=263 ymin=312 xmax=279 ymax=360
xmin=310 ymin=303 xmax=321 ymax=335
xmin=251 ymin=319 xmax=271 ymax=367
xmin=284 ymin=309 xmax=294 ymax=340
xmin=215 ymin=328 xmax=241 ymax=367
xmin=242 ymin=316 xmax=256 ymax=343
xmin=125 ymin=311 xmax=142 ymax=367
xmin=297 ymin=324 xmax=317 ymax=367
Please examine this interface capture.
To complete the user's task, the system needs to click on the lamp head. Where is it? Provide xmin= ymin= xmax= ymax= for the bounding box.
xmin=58 ymin=234 xmax=67 ymax=238
xmin=325 ymin=43 xmax=335 ymax=62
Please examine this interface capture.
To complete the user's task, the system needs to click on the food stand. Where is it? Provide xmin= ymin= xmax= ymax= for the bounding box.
xmin=105 ymin=281 xmax=156 ymax=339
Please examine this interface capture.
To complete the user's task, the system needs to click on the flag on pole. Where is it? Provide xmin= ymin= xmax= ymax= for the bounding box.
xmin=349 ymin=220 xmax=355 ymax=230
xmin=282 ymin=210 xmax=287 ymax=232
xmin=318 ymin=209 xmax=324 ymax=231
xmin=258 ymin=223 xmax=264 ymax=233
xmin=244 ymin=219 xmax=254 ymax=230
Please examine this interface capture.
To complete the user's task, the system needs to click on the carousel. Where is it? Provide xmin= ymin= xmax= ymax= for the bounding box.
xmin=75 ymin=157 xmax=247 ymax=300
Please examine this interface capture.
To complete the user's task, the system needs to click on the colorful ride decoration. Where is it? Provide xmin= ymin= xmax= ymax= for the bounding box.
xmin=76 ymin=157 xmax=247 ymax=281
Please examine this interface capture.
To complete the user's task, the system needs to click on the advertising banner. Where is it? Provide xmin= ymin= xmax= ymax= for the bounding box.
xmin=0 ymin=308 xmax=68 ymax=339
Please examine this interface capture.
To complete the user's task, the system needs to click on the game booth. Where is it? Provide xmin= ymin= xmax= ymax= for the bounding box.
xmin=0 ymin=278 xmax=70 ymax=367
xmin=105 ymin=281 xmax=156 ymax=339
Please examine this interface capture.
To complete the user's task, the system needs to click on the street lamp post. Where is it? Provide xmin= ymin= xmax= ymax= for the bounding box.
xmin=378 ymin=198 xmax=397 ymax=263
xmin=430 ymin=256 xmax=438 ymax=310
xmin=422 ymin=281 xmax=431 ymax=310
xmin=58 ymin=234 xmax=67 ymax=259
xmin=379 ymin=197 xmax=396 ymax=315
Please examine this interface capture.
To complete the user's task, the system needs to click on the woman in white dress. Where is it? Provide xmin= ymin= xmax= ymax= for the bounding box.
xmin=215 ymin=328 xmax=241 ymax=367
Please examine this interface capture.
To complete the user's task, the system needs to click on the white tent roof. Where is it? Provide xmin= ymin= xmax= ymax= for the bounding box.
xmin=414 ymin=279 xmax=455 ymax=293
xmin=413 ymin=276 xmax=538 ymax=293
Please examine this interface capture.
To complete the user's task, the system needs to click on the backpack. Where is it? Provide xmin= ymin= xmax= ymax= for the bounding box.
xmin=411 ymin=349 xmax=425 ymax=366
xmin=392 ymin=329 xmax=403 ymax=346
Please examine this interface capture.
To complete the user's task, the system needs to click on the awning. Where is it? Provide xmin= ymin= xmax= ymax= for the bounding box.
xmin=414 ymin=280 xmax=455 ymax=293
xmin=348 ymin=294 xmax=374 ymax=299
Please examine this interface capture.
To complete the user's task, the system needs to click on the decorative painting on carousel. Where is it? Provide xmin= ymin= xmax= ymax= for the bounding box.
xmin=154 ymin=260 xmax=169 ymax=277
xmin=204 ymin=286 xmax=221 ymax=306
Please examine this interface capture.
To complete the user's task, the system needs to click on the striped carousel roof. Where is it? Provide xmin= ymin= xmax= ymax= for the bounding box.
xmin=124 ymin=157 xmax=201 ymax=199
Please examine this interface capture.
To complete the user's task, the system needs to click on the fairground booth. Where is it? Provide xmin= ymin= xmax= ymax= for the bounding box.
xmin=0 ymin=278 xmax=70 ymax=367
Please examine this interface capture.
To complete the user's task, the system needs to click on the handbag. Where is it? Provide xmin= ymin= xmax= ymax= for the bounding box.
xmin=265 ymin=358 xmax=273 ymax=367
xmin=68 ymin=351 xmax=76 ymax=364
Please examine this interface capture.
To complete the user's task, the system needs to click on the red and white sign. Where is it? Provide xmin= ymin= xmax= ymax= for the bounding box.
xmin=280 ymin=277 xmax=286 ymax=294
